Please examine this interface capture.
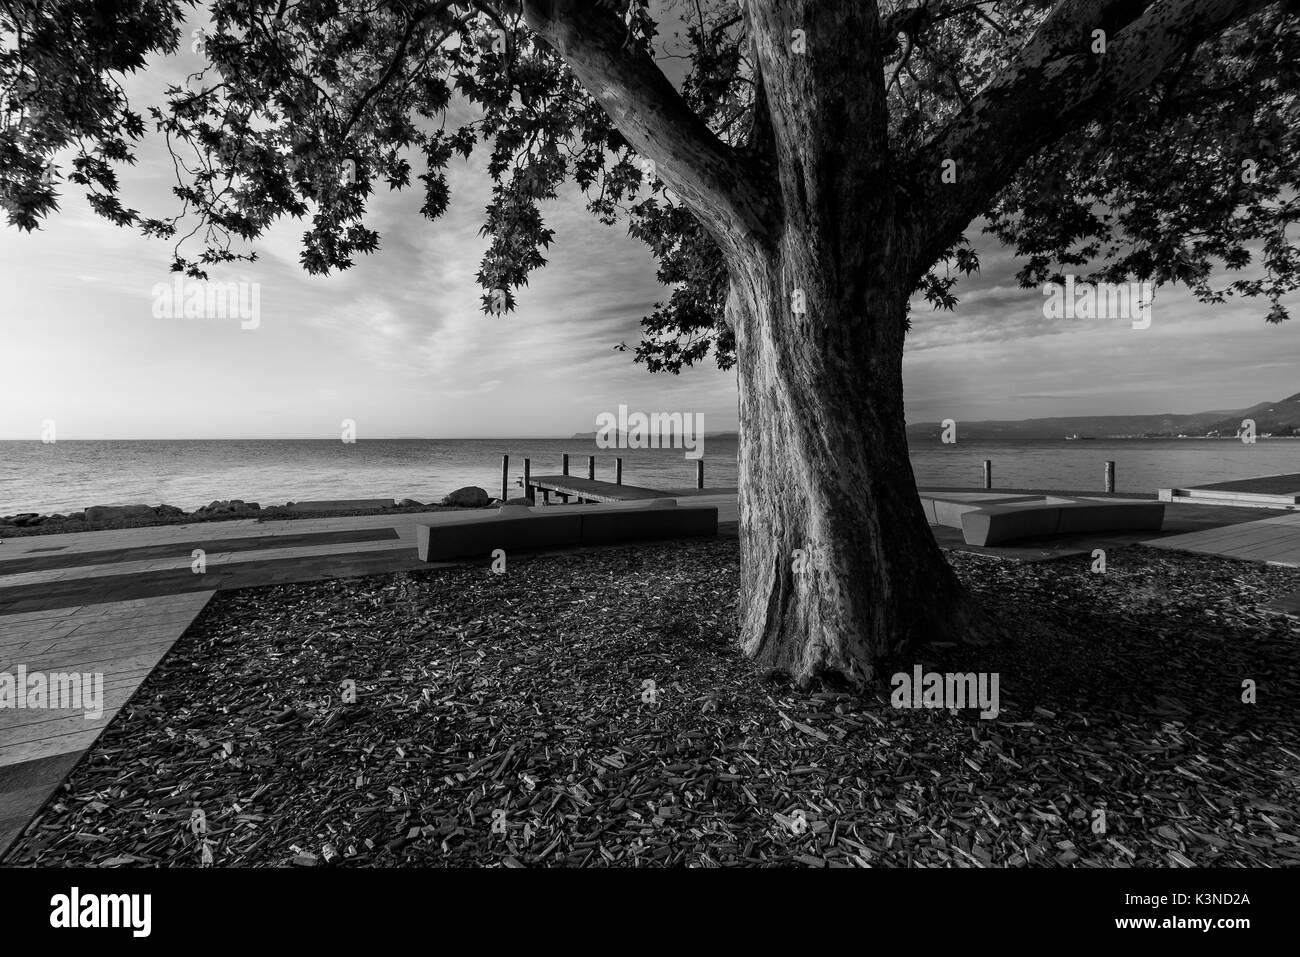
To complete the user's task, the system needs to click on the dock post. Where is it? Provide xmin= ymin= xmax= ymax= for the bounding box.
xmin=501 ymin=454 xmax=509 ymax=502
xmin=696 ymin=459 xmax=704 ymax=490
xmin=523 ymin=458 xmax=533 ymax=502
xmin=1105 ymin=460 xmax=1115 ymax=493
xmin=562 ymin=453 xmax=569 ymax=475
xmin=587 ymin=456 xmax=595 ymax=481
xmin=615 ymin=457 xmax=623 ymax=485
xmin=982 ymin=460 xmax=992 ymax=490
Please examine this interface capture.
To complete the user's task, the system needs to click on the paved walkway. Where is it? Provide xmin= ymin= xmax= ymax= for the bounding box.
xmin=0 ymin=591 xmax=216 ymax=849
xmin=1142 ymin=510 xmax=1300 ymax=567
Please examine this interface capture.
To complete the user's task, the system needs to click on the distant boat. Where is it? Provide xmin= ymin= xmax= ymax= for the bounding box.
xmin=1065 ymin=434 xmax=1096 ymax=440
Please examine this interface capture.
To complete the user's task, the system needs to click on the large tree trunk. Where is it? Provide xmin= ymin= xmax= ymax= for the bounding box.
xmin=727 ymin=248 xmax=989 ymax=688
xmin=525 ymin=0 xmax=995 ymax=688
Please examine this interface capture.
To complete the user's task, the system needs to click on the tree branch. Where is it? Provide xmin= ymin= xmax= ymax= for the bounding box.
xmin=906 ymin=0 xmax=1281 ymax=275
xmin=341 ymin=0 xmax=462 ymax=139
xmin=520 ymin=0 xmax=774 ymax=260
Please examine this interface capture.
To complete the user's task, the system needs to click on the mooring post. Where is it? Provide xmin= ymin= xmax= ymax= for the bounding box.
xmin=982 ymin=459 xmax=992 ymax=490
xmin=696 ymin=459 xmax=704 ymax=490
xmin=587 ymin=456 xmax=595 ymax=480
xmin=501 ymin=454 xmax=509 ymax=502
xmin=523 ymin=458 xmax=532 ymax=502
xmin=615 ymin=457 xmax=623 ymax=485
xmin=1105 ymin=460 xmax=1115 ymax=493
xmin=562 ymin=453 xmax=569 ymax=475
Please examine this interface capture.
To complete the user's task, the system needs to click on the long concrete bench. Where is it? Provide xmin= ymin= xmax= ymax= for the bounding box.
xmin=415 ymin=499 xmax=717 ymax=562
xmin=920 ymin=494 xmax=1048 ymax=528
xmin=576 ymin=498 xmax=718 ymax=544
xmin=960 ymin=500 xmax=1165 ymax=546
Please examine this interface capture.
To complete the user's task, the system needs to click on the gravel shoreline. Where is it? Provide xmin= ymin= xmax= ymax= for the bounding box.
xmin=5 ymin=540 xmax=1299 ymax=867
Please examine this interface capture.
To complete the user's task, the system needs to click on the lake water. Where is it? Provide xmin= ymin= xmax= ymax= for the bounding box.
xmin=0 ymin=437 xmax=1296 ymax=514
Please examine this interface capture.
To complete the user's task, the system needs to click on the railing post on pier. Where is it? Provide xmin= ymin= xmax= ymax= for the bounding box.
xmin=615 ymin=457 xmax=623 ymax=485
xmin=1105 ymin=460 xmax=1115 ymax=493
xmin=501 ymin=454 xmax=509 ymax=502
xmin=559 ymin=454 xmax=571 ymax=502
xmin=587 ymin=456 xmax=596 ymax=481
xmin=982 ymin=460 xmax=992 ymax=490
xmin=523 ymin=458 xmax=533 ymax=502
xmin=696 ymin=459 xmax=704 ymax=490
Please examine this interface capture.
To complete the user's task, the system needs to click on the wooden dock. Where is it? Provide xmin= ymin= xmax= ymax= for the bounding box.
xmin=506 ymin=452 xmax=705 ymax=502
xmin=525 ymin=475 xmax=670 ymax=504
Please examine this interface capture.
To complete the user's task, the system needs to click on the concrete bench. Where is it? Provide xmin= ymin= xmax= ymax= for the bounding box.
xmin=576 ymin=498 xmax=717 ymax=544
xmin=415 ymin=499 xmax=718 ymax=562
xmin=960 ymin=500 xmax=1165 ymax=546
xmin=920 ymin=494 xmax=1047 ymax=528
xmin=416 ymin=510 xmax=580 ymax=560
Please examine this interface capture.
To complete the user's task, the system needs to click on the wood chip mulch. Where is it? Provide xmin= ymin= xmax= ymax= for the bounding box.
xmin=5 ymin=540 xmax=1299 ymax=868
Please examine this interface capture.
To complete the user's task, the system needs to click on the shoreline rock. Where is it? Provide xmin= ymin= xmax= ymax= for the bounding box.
xmin=0 ymin=488 xmax=501 ymax=538
xmin=439 ymin=486 xmax=491 ymax=508
xmin=85 ymin=504 xmax=159 ymax=524
xmin=192 ymin=500 xmax=261 ymax=519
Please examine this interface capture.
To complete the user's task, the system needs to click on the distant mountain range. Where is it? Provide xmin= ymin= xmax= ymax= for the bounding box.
xmin=907 ymin=392 xmax=1300 ymax=440
xmin=566 ymin=394 xmax=1300 ymax=442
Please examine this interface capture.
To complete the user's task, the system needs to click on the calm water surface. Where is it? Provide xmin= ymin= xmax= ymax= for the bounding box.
xmin=0 ymin=437 xmax=1295 ymax=514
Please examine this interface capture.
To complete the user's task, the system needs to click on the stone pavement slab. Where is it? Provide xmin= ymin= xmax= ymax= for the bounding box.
xmin=1143 ymin=510 xmax=1300 ymax=567
xmin=0 ymin=591 xmax=215 ymax=855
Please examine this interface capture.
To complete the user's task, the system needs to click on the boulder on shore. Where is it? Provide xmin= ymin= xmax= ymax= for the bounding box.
xmin=397 ymin=498 xmax=425 ymax=508
xmin=193 ymin=500 xmax=261 ymax=518
xmin=85 ymin=504 xmax=155 ymax=524
xmin=439 ymin=486 xmax=491 ymax=508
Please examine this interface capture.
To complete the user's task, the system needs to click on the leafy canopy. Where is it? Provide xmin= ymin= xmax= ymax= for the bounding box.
xmin=2 ymin=0 xmax=1297 ymax=369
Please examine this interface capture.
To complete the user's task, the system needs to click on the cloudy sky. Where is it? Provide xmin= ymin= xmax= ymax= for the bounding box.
xmin=0 ymin=21 xmax=1295 ymax=440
